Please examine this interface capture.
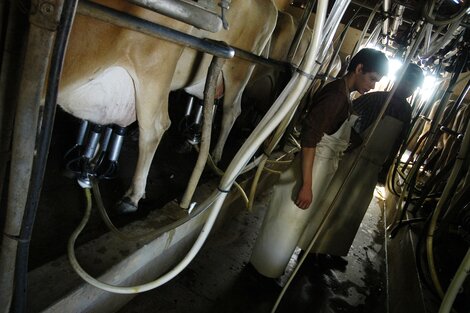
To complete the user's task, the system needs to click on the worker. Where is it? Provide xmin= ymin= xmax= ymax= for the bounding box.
xmin=300 ymin=63 xmax=424 ymax=257
xmin=250 ymin=48 xmax=389 ymax=278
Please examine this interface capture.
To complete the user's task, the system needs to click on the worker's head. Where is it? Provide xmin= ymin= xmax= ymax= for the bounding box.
xmin=394 ymin=63 xmax=424 ymax=99
xmin=347 ymin=48 xmax=389 ymax=94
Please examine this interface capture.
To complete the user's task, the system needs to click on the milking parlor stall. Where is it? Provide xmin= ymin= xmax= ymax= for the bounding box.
xmin=1 ymin=0 xmax=470 ymax=313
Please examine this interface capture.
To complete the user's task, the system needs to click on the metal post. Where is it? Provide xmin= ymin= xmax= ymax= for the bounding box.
xmin=180 ymin=56 xmax=225 ymax=209
xmin=0 ymin=0 xmax=66 ymax=311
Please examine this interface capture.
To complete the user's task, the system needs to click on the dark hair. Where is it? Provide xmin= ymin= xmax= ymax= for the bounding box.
xmin=347 ymin=48 xmax=388 ymax=76
xmin=402 ymin=63 xmax=424 ymax=86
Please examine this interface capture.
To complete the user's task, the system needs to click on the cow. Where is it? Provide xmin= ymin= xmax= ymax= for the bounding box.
xmin=58 ymin=0 xmax=279 ymax=212
xmin=241 ymin=10 xmax=342 ymax=150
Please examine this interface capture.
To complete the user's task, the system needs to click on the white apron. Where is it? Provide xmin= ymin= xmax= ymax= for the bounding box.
xmin=309 ymin=116 xmax=403 ymax=256
xmin=250 ymin=114 xmax=357 ymax=278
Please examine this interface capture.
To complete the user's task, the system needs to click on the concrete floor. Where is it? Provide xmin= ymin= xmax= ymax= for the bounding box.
xmin=118 ymin=188 xmax=387 ymax=313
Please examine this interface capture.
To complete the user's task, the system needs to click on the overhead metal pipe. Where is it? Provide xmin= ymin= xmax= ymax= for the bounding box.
xmin=77 ymin=0 xmax=234 ymax=59
xmin=390 ymin=5 xmax=405 ymax=38
xmin=382 ymin=0 xmax=390 ymax=40
xmin=127 ymin=0 xmax=223 ymax=33
xmin=420 ymin=22 xmax=464 ymax=59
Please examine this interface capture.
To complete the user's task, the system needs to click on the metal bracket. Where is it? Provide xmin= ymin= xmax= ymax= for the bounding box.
xmin=218 ymin=0 xmax=230 ymax=30
xmin=29 ymin=0 xmax=63 ymax=31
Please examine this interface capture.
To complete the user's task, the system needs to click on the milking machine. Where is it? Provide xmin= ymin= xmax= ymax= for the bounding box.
xmin=64 ymin=120 xmax=127 ymax=188
xmin=178 ymin=95 xmax=204 ymax=145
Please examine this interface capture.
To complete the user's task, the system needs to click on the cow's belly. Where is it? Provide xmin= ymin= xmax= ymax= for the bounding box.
xmin=58 ymin=66 xmax=136 ymax=127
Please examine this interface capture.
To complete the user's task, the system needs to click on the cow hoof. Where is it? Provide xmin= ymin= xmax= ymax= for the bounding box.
xmin=116 ymin=197 xmax=138 ymax=214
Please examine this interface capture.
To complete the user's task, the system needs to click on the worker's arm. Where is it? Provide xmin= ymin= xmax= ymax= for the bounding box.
xmin=295 ymin=147 xmax=315 ymax=209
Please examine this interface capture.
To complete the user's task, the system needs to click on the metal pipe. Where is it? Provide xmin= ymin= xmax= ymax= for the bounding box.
xmin=79 ymin=1 xmax=287 ymax=71
xmin=232 ymin=46 xmax=289 ymax=71
xmin=351 ymin=1 xmax=382 ymax=57
xmin=390 ymin=5 xmax=405 ymax=38
xmin=351 ymin=0 xmax=375 ymax=11
xmin=364 ymin=22 xmax=382 ymax=47
xmin=423 ymin=23 xmax=433 ymax=53
xmin=325 ymin=12 xmax=366 ymax=80
xmin=184 ymin=96 xmax=195 ymax=117
xmin=382 ymin=0 xmax=390 ymax=39
xmin=286 ymin=0 xmax=316 ymax=63
xmin=128 ymin=0 xmax=223 ymax=33
xmin=77 ymin=0 xmax=234 ymax=59
xmin=194 ymin=103 xmax=204 ymax=126
xmin=420 ymin=21 xmax=464 ymax=59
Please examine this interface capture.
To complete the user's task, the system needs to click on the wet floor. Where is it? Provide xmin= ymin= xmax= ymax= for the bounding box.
xmin=118 ymin=188 xmax=387 ymax=313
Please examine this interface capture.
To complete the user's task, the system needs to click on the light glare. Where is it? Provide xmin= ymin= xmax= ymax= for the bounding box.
xmin=419 ymin=75 xmax=437 ymax=100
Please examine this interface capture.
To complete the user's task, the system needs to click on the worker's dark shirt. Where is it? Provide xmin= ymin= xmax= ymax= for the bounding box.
xmin=353 ymin=91 xmax=412 ymax=135
xmin=352 ymin=91 xmax=412 ymax=175
xmin=301 ymin=79 xmax=350 ymax=148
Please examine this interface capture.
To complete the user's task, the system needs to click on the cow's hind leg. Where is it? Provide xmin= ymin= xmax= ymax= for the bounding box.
xmin=211 ymin=64 xmax=255 ymax=164
xmin=117 ymin=95 xmax=170 ymax=213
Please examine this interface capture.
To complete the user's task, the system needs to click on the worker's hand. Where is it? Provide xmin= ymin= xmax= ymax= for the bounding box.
xmin=295 ymin=185 xmax=312 ymax=209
